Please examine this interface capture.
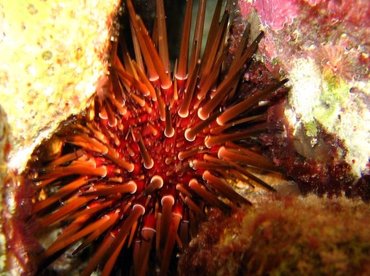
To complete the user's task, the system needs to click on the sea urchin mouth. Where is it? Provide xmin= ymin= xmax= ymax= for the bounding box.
xmin=22 ymin=0 xmax=287 ymax=274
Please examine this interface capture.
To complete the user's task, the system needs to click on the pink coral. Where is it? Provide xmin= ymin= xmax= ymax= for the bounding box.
xmin=326 ymin=0 xmax=370 ymax=26
xmin=239 ymin=0 xmax=370 ymax=81
xmin=253 ymin=0 xmax=299 ymax=30
xmin=239 ymin=1 xmax=253 ymax=17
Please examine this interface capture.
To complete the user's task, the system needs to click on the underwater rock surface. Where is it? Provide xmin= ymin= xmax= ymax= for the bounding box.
xmin=179 ymin=195 xmax=370 ymax=275
xmin=240 ymin=0 xmax=370 ymax=197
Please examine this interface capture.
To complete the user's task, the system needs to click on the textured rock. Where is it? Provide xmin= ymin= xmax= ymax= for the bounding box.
xmin=239 ymin=0 xmax=370 ymax=195
xmin=179 ymin=195 xmax=370 ymax=275
xmin=0 ymin=106 xmax=9 ymax=271
xmin=0 ymin=0 xmax=120 ymax=274
xmin=0 ymin=0 xmax=120 ymax=172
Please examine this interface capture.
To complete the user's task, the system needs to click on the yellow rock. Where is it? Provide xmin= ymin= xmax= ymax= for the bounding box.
xmin=0 ymin=0 xmax=120 ymax=273
xmin=0 ymin=0 xmax=120 ymax=172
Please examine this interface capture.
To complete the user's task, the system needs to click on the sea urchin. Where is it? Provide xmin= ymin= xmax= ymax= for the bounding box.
xmin=18 ymin=0 xmax=287 ymax=274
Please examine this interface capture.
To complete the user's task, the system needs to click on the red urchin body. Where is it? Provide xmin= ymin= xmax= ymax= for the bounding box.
xmin=21 ymin=0 xmax=287 ymax=275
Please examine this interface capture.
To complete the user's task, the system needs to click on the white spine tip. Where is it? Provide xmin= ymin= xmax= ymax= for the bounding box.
xmin=149 ymin=75 xmax=160 ymax=82
xmin=150 ymin=175 xmax=164 ymax=189
xmin=175 ymin=74 xmax=188 ymax=81
xmin=101 ymin=166 xmax=108 ymax=178
xmin=164 ymin=128 xmax=175 ymax=138
xmin=189 ymin=179 xmax=198 ymax=187
xmin=161 ymin=195 xmax=175 ymax=206
xmin=178 ymin=109 xmax=189 ymax=118
xmin=202 ymin=170 xmax=210 ymax=180
xmin=98 ymin=112 xmax=108 ymax=120
xmin=197 ymin=107 xmax=208 ymax=120
xmin=144 ymin=159 xmax=154 ymax=169
xmin=216 ymin=116 xmax=224 ymax=126
xmin=108 ymin=118 xmax=118 ymax=128
xmin=177 ymin=152 xmax=184 ymax=161
xmin=184 ymin=128 xmax=195 ymax=142
xmin=133 ymin=204 xmax=146 ymax=215
xmin=161 ymin=81 xmax=173 ymax=90
xmin=191 ymin=160 xmax=198 ymax=170
xmin=142 ymin=226 xmax=156 ymax=232
xmin=128 ymin=181 xmax=138 ymax=194
xmin=204 ymin=136 xmax=212 ymax=149
xmin=217 ymin=146 xmax=226 ymax=159
xmin=128 ymin=163 xmax=135 ymax=173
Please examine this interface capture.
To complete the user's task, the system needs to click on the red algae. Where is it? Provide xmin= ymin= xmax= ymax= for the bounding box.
xmin=179 ymin=195 xmax=370 ymax=275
